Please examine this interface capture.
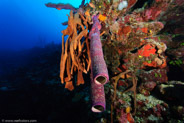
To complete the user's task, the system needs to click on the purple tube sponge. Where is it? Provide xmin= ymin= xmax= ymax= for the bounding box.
xmin=89 ymin=15 xmax=109 ymax=85
xmin=90 ymin=73 xmax=106 ymax=112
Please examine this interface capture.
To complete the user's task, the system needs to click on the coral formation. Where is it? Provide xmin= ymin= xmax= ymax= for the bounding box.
xmin=46 ymin=0 xmax=184 ymax=122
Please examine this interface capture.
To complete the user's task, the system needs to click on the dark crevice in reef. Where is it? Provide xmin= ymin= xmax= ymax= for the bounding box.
xmin=132 ymin=0 xmax=154 ymax=10
xmin=167 ymin=64 xmax=184 ymax=82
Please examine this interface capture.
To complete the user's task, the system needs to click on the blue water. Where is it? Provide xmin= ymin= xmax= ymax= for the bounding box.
xmin=0 ymin=1 xmax=93 ymax=122
xmin=0 ymin=0 xmax=85 ymax=50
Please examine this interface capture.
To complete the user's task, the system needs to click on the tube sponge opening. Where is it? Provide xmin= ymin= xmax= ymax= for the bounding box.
xmin=95 ymin=76 xmax=107 ymax=85
xmin=92 ymin=104 xmax=105 ymax=113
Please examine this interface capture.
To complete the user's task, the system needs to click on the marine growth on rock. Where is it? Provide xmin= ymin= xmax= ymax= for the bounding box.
xmin=45 ymin=0 xmax=184 ymax=122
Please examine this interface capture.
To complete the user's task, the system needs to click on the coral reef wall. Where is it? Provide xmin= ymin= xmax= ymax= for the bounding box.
xmin=46 ymin=0 xmax=184 ymax=122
